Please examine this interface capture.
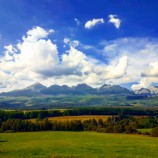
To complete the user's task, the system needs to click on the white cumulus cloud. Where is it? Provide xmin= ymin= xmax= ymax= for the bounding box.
xmin=100 ymin=38 xmax=158 ymax=85
xmin=63 ymin=37 xmax=70 ymax=45
xmin=85 ymin=18 xmax=104 ymax=29
xmin=142 ymin=61 xmax=158 ymax=77
xmin=108 ymin=14 xmax=121 ymax=29
xmin=131 ymin=78 xmax=151 ymax=91
xmin=105 ymin=56 xmax=128 ymax=79
xmin=0 ymin=26 xmax=57 ymax=91
xmin=23 ymin=26 xmax=54 ymax=42
xmin=0 ymin=26 xmax=129 ymax=92
xmin=63 ymin=37 xmax=80 ymax=48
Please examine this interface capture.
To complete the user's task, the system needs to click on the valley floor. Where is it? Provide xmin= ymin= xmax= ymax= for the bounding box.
xmin=0 ymin=131 xmax=158 ymax=158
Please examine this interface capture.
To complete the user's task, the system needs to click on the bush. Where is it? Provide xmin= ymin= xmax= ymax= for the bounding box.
xmin=125 ymin=125 xmax=137 ymax=134
xmin=5 ymin=130 xmax=15 ymax=133
xmin=114 ymin=125 xmax=125 ymax=133
xmin=105 ymin=126 xmax=114 ymax=133
xmin=142 ymin=132 xmax=150 ymax=135
xmin=151 ymin=127 xmax=158 ymax=137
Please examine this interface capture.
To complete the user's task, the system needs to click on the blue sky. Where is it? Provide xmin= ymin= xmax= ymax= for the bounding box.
xmin=0 ymin=0 xmax=158 ymax=91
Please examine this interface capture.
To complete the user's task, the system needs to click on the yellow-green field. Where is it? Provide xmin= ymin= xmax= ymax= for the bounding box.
xmin=0 ymin=131 xmax=158 ymax=158
xmin=47 ymin=115 xmax=110 ymax=122
xmin=29 ymin=115 xmax=149 ymax=123
xmin=29 ymin=115 xmax=110 ymax=123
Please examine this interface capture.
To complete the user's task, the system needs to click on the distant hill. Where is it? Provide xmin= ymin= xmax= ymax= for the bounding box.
xmin=24 ymin=82 xmax=46 ymax=92
xmin=133 ymin=86 xmax=158 ymax=96
xmin=0 ymin=82 xmax=46 ymax=96
xmin=41 ymin=83 xmax=97 ymax=95
xmin=71 ymin=84 xmax=96 ymax=95
xmin=98 ymin=84 xmax=133 ymax=95
xmin=41 ymin=85 xmax=71 ymax=95
xmin=135 ymin=88 xmax=151 ymax=95
xmin=0 ymin=83 xmax=133 ymax=96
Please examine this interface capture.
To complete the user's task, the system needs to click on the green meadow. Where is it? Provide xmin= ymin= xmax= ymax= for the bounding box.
xmin=0 ymin=131 xmax=158 ymax=158
xmin=2 ymin=95 xmax=158 ymax=110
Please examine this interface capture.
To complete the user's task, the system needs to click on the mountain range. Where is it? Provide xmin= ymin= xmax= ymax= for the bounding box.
xmin=1 ymin=82 xmax=158 ymax=97
xmin=0 ymin=83 xmax=134 ymax=96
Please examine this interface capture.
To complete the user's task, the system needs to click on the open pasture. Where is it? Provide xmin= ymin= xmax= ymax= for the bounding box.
xmin=0 ymin=131 xmax=158 ymax=158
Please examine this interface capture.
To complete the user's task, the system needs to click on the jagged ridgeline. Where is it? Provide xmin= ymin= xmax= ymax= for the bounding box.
xmin=1 ymin=83 xmax=158 ymax=109
xmin=0 ymin=83 xmax=133 ymax=96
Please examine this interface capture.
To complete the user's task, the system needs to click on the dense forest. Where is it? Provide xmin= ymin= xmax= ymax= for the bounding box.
xmin=0 ymin=107 xmax=158 ymax=121
xmin=1 ymin=115 xmax=158 ymax=137
xmin=0 ymin=108 xmax=158 ymax=137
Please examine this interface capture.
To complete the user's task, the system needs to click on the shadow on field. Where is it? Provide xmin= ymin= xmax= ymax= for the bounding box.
xmin=0 ymin=140 xmax=7 ymax=142
xmin=0 ymin=139 xmax=7 ymax=153
xmin=49 ymin=155 xmax=80 ymax=158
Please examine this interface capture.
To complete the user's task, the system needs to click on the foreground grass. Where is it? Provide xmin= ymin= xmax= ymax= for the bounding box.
xmin=0 ymin=131 xmax=158 ymax=158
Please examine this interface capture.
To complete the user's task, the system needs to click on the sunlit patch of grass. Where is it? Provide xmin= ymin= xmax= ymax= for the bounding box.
xmin=0 ymin=131 xmax=158 ymax=158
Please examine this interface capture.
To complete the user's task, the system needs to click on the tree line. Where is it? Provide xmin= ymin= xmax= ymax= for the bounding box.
xmin=0 ymin=115 xmax=158 ymax=137
xmin=1 ymin=107 xmax=158 ymax=122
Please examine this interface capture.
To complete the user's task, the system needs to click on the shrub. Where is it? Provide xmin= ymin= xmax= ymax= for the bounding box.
xmin=105 ymin=126 xmax=114 ymax=133
xmin=125 ymin=125 xmax=137 ymax=134
xmin=151 ymin=127 xmax=158 ymax=137
xmin=143 ymin=132 xmax=150 ymax=135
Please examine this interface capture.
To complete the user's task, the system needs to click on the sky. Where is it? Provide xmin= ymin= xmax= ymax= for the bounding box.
xmin=0 ymin=0 xmax=158 ymax=92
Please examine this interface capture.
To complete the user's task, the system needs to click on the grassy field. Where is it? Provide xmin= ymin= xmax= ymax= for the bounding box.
xmin=137 ymin=128 xmax=152 ymax=133
xmin=48 ymin=115 xmax=110 ymax=121
xmin=0 ymin=132 xmax=158 ymax=158
xmin=30 ymin=115 xmax=110 ymax=122
xmin=30 ymin=115 xmax=149 ymax=123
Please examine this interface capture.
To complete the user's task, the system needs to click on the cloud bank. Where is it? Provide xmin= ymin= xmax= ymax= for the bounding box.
xmin=1 ymin=27 xmax=158 ymax=92
xmin=0 ymin=26 xmax=127 ymax=92
xmin=100 ymin=37 xmax=158 ymax=89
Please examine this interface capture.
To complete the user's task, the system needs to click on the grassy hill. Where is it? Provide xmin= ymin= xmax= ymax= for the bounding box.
xmin=0 ymin=131 xmax=158 ymax=158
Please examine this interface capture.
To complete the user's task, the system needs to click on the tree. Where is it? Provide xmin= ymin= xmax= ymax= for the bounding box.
xmin=151 ymin=127 xmax=158 ymax=137
xmin=37 ymin=112 xmax=44 ymax=120
xmin=98 ymin=119 xmax=104 ymax=127
xmin=0 ymin=119 xmax=2 ymax=127
xmin=125 ymin=125 xmax=137 ymax=134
